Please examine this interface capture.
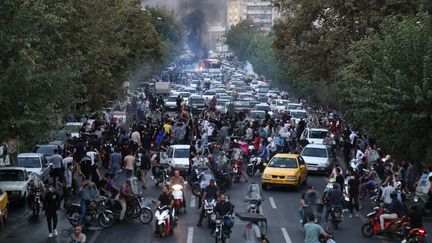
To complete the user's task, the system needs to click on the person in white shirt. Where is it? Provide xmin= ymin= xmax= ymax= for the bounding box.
xmin=242 ymin=221 xmax=261 ymax=243
xmin=381 ymin=182 xmax=396 ymax=206
xmin=62 ymin=151 xmax=74 ymax=168
xmin=86 ymin=147 xmax=99 ymax=165
xmin=355 ymin=146 xmax=365 ymax=161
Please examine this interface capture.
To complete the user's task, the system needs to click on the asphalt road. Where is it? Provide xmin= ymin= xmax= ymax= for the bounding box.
xmin=1 ymin=168 xmax=431 ymax=243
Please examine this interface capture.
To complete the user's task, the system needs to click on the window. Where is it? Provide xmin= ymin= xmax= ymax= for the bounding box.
xmin=309 ymin=130 xmax=329 ymax=139
xmin=268 ymin=157 xmax=298 ymax=168
xmin=298 ymin=157 xmax=306 ymax=165
xmin=174 ymin=148 xmax=189 ymax=158
xmin=0 ymin=170 xmax=25 ymax=181
xmin=17 ymin=157 xmax=41 ymax=168
xmin=301 ymin=148 xmax=328 ymax=158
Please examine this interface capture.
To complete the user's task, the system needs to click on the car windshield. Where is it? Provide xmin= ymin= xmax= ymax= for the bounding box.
xmin=0 ymin=170 xmax=25 ymax=181
xmin=250 ymin=112 xmax=265 ymax=119
xmin=204 ymin=91 xmax=215 ymax=95
xmin=302 ymin=148 xmax=327 ymax=158
xmin=179 ymin=93 xmax=191 ymax=98
xmin=256 ymin=105 xmax=270 ymax=111
xmin=64 ymin=124 xmax=81 ymax=133
xmin=167 ymin=96 xmax=177 ymax=102
xmin=310 ymin=130 xmax=329 ymax=139
xmin=17 ymin=157 xmax=41 ymax=168
xmin=291 ymin=111 xmax=307 ymax=119
xmin=268 ymin=157 xmax=298 ymax=168
xmin=174 ymin=148 xmax=189 ymax=158
xmin=35 ymin=146 xmax=56 ymax=156
xmin=276 ymin=100 xmax=289 ymax=106
xmin=288 ymin=104 xmax=302 ymax=110
xmin=191 ymin=98 xmax=204 ymax=104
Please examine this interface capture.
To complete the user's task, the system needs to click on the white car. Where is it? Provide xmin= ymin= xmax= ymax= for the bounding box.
xmin=177 ymin=92 xmax=191 ymax=102
xmin=272 ymin=99 xmax=290 ymax=112
xmin=17 ymin=153 xmax=51 ymax=182
xmin=0 ymin=167 xmax=34 ymax=204
xmin=216 ymin=99 xmax=230 ymax=114
xmin=290 ymin=109 xmax=308 ymax=125
xmin=287 ymin=102 xmax=303 ymax=110
xmin=253 ymin=103 xmax=273 ymax=116
xmin=202 ymin=90 xmax=216 ymax=100
xmin=161 ymin=145 xmax=190 ymax=175
xmin=301 ymin=128 xmax=330 ymax=145
xmin=165 ymin=95 xmax=178 ymax=110
xmin=300 ymin=144 xmax=336 ymax=174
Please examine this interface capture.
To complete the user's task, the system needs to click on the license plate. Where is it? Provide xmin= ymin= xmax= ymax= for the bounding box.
xmin=308 ymin=167 xmax=317 ymax=171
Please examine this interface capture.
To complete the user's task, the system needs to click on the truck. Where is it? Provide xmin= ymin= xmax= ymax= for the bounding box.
xmin=155 ymin=82 xmax=171 ymax=96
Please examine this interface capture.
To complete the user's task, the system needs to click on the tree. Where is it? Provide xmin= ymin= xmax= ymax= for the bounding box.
xmin=338 ymin=14 xmax=432 ymax=164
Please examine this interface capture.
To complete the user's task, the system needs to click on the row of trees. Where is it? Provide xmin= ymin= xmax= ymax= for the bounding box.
xmin=226 ymin=3 xmax=432 ymax=164
xmin=0 ymin=0 xmax=183 ymax=147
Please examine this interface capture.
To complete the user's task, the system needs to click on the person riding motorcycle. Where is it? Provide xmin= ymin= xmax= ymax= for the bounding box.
xmin=300 ymin=185 xmax=321 ymax=224
xmin=197 ymin=179 xmax=219 ymax=227
xmin=324 ymin=183 xmax=344 ymax=224
xmin=169 ymin=170 xmax=187 ymax=212
xmin=304 ymin=214 xmax=332 ymax=243
xmin=214 ymin=194 xmax=234 ymax=236
xmin=119 ymin=179 xmax=134 ymax=221
xmin=379 ymin=192 xmax=404 ymax=233
xmin=155 ymin=185 xmax=174 ymax=235
xmin=78 ymin=179 xmax=98 ymax=226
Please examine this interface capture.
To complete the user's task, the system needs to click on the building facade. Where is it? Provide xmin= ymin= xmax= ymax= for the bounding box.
xmin=245 ymin=0 xmax=279 ymax=31
xmin=227 ymin=0 xmax=247 ymax=29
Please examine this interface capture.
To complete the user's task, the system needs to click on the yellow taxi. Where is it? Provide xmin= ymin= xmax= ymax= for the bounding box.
xmin=261 ymin=153 xmax=308 ymax=190
xmin=0 ymin=188 xmax=8 ymax=223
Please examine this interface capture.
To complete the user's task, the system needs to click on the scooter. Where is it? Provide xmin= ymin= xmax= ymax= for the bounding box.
xmin=204 ymin=198 xmax=216 ymax=227
xmin=154 ymin=163 xmax=170 ymax=187
xmin=172 ymin=184 xmax=185 ymax=215
xmin=155 ymin=205 xmax=174 ymax=238
xmin=246 ymin=156 xmax=266 ymax=176
xmin=401 ymin=226 xmax=427 ymax=243
xmin=361 ymin=207 xmax=409 ymax=239
xmin=213 ymin=213 xmax=232 ymax=243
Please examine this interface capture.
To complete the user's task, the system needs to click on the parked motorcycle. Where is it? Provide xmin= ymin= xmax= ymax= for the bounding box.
xmin=361 ymin=207 xmax=409 ymax=239
xmin=67 ymin=198 xmax=115 ymax=228
xmin=105 ymin=194 xmax=153 ymax=224
xmin=155 ymin=205 xmax=174 ymax=237
xmin=246 ymin=156 xmax=266 ymax=176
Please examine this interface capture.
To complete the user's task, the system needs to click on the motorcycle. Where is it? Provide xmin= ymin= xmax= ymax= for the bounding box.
xmin=361 ymin=207 xmax=409 ymax=239
xmin=155 ymin=205 xmax=174 ymax=238
xmin=172 ymin=184 xmax=185 ymax=215
xmin=28 ymin=188 xmax=42 ymax=217
xmin=402 ymin=226 xmax=427 ymax=243
xmin=204 ymin=198 xmax=217 ymax=227
xmin=67 ymin=197 xmax=115 ymax=228
xmin=231 ymin=161 xmax=242 ymax=183
xmin=246 ymin=156 xmax=266 ymax=176
xmin=329 ymin=206 xmax=343 ymax=229
xmin=155 ymin=163 xmax=170 ymax=187
xmin=213 ymin=214 xmax=232 ymax=243
xmin=105 ymin=194 xmax=153 ymax=224
xmin=245 ymin=183 xmax=264 ymax=214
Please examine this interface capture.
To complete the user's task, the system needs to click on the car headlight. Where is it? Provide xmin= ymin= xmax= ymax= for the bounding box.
xmin=262 ymin=174 xmax=271 ymax=179
xmin=287 ymin=176 xmax=297 ymax=180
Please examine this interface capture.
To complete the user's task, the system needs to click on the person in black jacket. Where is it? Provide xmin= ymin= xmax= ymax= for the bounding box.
xmin=43 ymin=183 xmax=60 ymax=238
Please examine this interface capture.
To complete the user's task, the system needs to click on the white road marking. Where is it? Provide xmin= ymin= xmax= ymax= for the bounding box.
xmin=187 ymin=226 xmax=194 ymax=243
xmin=259 ymin=205 xmax=264 ymax=215
xmin=281 ymin=227 xmax=293 ymax=243
xmin=269 ymin=197 xmax=277 ymax=209
xmin=190 ymin=195 xmax=196 ymax=208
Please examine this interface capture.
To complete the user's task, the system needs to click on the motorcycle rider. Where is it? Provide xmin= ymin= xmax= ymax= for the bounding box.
xmin=197 ymin=179 xmax=219 ymax=227
xmin=300 ymin=185 xmax=321 ymax=224
xmin=304 ymin=214 xmax=331 ymax=243
xmin=324 ymin=183 xmax=343 ymax=226
xmin=78 ymin=178 xmax=98 ymax=226
xmin=214 ymin=194 xmax=234 ymax=237
xmin=155 ymin=185 xmax=174 ymax=235
xmin=379 ymin=192 xmax=404 ymax=233
xmin=119 ymin=179 xmax=134 ymax=221
xmin=169 ymin=170 xmax=187 ymax=213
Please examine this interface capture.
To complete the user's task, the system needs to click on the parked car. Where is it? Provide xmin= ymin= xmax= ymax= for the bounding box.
xmin=261 ymin=153 xmax=308 ymax=190
xmin=165 ymin=95 xmax=179 ymax=111
xmin=188 ymin=95 xmax=206 ymax=112
xmin=32 ymin=144 xmax=61 ymax=161
xmin=301 ymin=128 xmax=330 ymax=145
xmin=17 ymin=153 xmax=51 ymax=182
xmin=253 ymin=103 xmax=273 ymax=116
xmin=289 ymin=109 xmax=308 ymax=125
xmin=0 ymin=167 xmax=34 ymax=204
xmin=300 ymin=144 xmax=336 ymax=174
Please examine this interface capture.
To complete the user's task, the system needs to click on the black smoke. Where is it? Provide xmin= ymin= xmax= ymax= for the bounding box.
xmin=182 ymin=9 xmax=208 ymax=59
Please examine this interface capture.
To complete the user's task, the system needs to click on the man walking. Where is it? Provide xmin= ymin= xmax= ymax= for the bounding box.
xmin=43 ymin=183 xmax=60 ymax=238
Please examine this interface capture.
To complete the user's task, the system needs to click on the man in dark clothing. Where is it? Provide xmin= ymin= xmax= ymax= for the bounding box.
xmin=140 ymin=150 xmax=151 ymax=189
xmin=43 ymin=184 xmax=60 ymax=238
xmin=155 ymin=185 xmax=174 ymax=235
xmin=346 ymin=168 xmax=360 ymax=217
xmin=324 ymin=184 xmax=343 ymax=223
xmin=197 ymin=179 xmax=219 ymax=226
xmin=214 ymin=194 xmax=234 ymax=235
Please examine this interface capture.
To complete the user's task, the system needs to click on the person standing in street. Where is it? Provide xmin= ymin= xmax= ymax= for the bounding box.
xmin=242 ymin=221 xmax=262 ymax=243
xmin=123 ymin=151 xmax=135 ymax=179
xmin=50 ymin=149 xmax=63 ymax=186
xmin=110 ymin=147 xmax=122 ymax=182
xmin=140 ymin=150 xmax=151 ymax=189
xmin=43 ymin=183 xmax=60 ymax=238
